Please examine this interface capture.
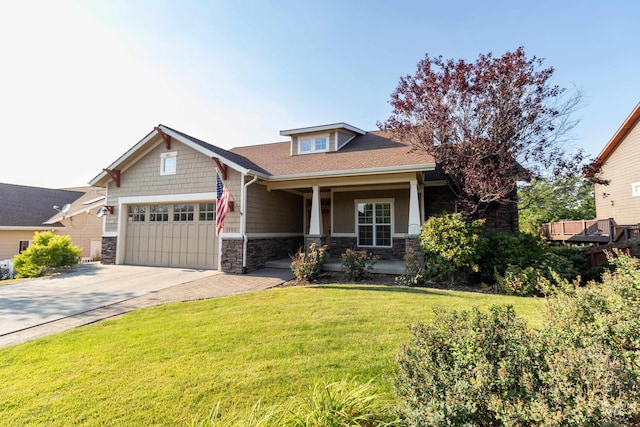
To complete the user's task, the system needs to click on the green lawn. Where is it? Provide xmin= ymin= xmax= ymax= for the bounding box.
xmin=0 ymin=284 xmax=545 ymax=426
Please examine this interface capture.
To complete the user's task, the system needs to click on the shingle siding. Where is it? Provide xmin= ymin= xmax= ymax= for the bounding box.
xmin=104 ymin=137 xmax=218 ymax=232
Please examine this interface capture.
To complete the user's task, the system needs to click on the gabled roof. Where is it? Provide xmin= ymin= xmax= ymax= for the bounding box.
xmin=89 ymin=124 xmax=436 ymax=187
xmin=0 ymin=183 xmax=84 ymax=228
xmin=230 ymin=130 xmax=435 ymax=178
xmin=44 ymin=187 xmax=105 ymax=224
xmin=89 ymin=125 xmax=270 ymax=187
xmin=592 ymin=102 xmax=640 ymax=167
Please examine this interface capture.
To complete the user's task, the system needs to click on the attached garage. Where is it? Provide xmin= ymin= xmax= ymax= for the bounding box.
xmin=123 ymin=202 xmax=216 ymax=269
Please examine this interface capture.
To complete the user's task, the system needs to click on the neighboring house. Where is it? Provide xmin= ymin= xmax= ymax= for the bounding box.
xmin=0 ymin=183 xmax=105 ymax=260
xmin=89 ymin=123 xmax=518 ymax=273
xmin=590 ymin=102 xmax=640 ymax=226
xmin=543 ymin=102 xmax=640 ymax=244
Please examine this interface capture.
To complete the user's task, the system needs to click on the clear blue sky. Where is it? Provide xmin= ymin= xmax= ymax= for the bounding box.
xmin=1 ymin=0 xmax=638 ymax=188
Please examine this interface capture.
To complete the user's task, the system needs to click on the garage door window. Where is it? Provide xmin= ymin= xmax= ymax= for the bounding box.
xmin=128 ymin=205 xmax=146 ymax=222
xmin=174 ymin=204 xmax=194 ymax=221
xmin=199 ymin=203 xmax=215 ymax=221
xmin=150 ymin=204 xmax=169 ymax=222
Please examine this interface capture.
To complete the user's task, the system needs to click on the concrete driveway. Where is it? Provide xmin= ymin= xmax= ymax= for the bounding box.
xmin=0 ymin=263 xmax=219 ymax=337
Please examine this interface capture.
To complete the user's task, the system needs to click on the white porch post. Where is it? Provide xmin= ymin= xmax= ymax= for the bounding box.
xmin=408 ymin=179 xmax=421 ymax=236
xmin=309 ymin=185 xmax=322 ymax=235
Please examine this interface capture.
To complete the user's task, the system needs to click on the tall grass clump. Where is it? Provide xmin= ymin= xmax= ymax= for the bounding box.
xmin=194 ymin=378 xmax=400 ymax=427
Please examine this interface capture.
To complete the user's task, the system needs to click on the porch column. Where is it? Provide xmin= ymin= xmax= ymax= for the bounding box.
xmin=309 ymin=185 xmax=322 ymax=235
xmin=408 ymin=179 xmax=421 ymax=236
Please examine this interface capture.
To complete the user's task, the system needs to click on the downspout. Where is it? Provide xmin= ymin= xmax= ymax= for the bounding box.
xmin=241 ymin=173 xmax=259 ymax=273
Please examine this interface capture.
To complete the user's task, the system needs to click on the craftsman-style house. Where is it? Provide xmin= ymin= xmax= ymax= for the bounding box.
xmin=89 ymin=123 xmax=518 ymax=273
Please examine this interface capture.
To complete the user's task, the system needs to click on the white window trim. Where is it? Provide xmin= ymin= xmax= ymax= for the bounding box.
xmin=354 ymin=198 xmax=394 ymax=248
xmin=632 ymin=182 xmax=640 ymax=197
xmin=160 ymin=151 xmax=177 ymax=175
xmin=298 ymin=134 xmax=330 ymax=154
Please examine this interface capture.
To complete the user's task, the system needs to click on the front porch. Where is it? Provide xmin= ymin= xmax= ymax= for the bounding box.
xmin=265 ymin=257 xmax=407 ymax=276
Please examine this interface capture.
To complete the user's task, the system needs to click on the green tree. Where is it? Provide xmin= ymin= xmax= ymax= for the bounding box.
xmin=13 ymin=231 xmax=82 ymax=278
xmin=518 ymin=173 xmax=595 ymax=235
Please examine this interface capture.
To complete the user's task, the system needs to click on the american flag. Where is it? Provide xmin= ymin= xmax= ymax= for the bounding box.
xmin=216 ymin=172 xmax=230 ymax=235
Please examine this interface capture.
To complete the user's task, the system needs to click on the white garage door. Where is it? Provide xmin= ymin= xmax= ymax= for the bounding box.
xmin=124 ymin=202 xmax=216 ymax=269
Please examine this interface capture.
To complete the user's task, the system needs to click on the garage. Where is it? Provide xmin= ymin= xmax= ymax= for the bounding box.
xmin=124 ymin=202 xmax=216 ymax=269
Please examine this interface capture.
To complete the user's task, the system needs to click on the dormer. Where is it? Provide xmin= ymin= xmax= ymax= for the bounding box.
xmin=280 ymin=123 xmax=366 ymax=156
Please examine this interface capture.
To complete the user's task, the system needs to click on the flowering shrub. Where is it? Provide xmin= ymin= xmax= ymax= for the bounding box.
xmin=340 ymin=249 xmax=378 ymax=281
xmin=289 ymin=243 xmax=327 ymax=283
xmin=395 ymin=247 xmax=426 ymax=287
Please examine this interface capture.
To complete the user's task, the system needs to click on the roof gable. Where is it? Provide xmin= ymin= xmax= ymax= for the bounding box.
xmin=89 ymin=125 xmax=269 ymax=187
xmin=594 ymin=102 xmax=640 ymax=166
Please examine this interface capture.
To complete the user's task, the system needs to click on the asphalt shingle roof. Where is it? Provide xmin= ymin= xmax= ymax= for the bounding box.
xmin=0 ymin=183 xmax=84 ymax=227
xmin=229 ymin=130 xmax=435 ymax=176
xmin=162 ymin=125 xmax=271 ymax=175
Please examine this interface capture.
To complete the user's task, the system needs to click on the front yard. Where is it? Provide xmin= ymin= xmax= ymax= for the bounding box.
xmin=0 ymin=283 xmax=543 ymax=426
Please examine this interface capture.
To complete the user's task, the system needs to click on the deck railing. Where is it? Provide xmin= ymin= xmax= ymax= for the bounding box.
xmin=542 ymin=219 xmax=640 ymax=243
xmin=542 ymin=219 xmax=614 ymax=241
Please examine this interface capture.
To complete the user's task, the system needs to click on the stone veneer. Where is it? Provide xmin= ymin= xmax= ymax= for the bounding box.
xmin=220 ymin=238 xmax=243 ymax=273
xmin=100 ymin=236 xmax=117 ymax=265
xmin=304 ymin=235 xmax=325 ymax=250
xmin=221 ymin=236 xmax=304 ymax=274
xmin=246 ymin=236 xmax=303 ymax=272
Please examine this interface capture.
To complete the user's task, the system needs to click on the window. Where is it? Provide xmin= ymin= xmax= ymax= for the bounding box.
xmin=18 ymin=240 xmax=30 ymax=253
xmin=128 ymin=205 xmax=146 ymax=222
xmin=173 ymin=204 xmax=194 ymax=221
xmin=150 ymin=204 xmax=169 ymax=222
xmin=356 ymin=201 xmax=392 ymax=247
xmin=298 ymin=135 xmax=329 ymax=154
xmin=160 ymin=152 xmax=177 ymax=175
xmin=633 ymin=182 xmax=640 ymax=197
xmin=199 ymin=203 xmax=215 ymax=221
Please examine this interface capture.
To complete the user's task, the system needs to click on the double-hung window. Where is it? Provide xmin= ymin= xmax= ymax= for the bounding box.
xmin=356 ymin=200 xmax=392 ymax=247
xmin=298 ymin=135 xmax=329 ymax=154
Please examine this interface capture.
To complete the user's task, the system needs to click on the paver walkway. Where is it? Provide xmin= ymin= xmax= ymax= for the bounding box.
xmin=0 ymin=267 xmax=293 ymax=349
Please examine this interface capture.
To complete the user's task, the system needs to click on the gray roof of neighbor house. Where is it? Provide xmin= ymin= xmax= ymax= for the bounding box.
xmin=0 ymin=183 xmax=84 ymax=227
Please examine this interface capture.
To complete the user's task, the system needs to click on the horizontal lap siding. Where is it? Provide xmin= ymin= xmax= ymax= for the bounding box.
xmin=246 ymin=183 xmax=303 ymax=234
xmin=58 ymin=215 xmax=104 ymax=258
xmin=0 ymin=230 xmax=38 ymax=259
xmin=595 ymin=120 xmax=640 ymax=224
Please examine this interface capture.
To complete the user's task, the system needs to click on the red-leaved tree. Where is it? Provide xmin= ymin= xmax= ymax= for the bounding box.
xmin=379 ymin=47 xmax=584 ymax=218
